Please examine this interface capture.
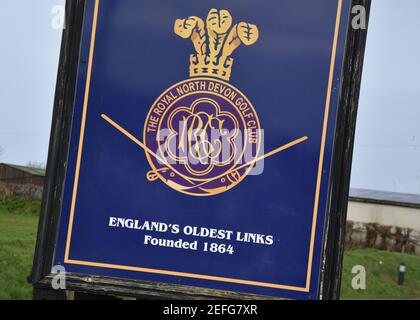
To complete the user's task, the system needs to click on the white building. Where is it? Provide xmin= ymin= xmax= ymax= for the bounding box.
xmin=347 ymin=188 xmax=420 ymax=255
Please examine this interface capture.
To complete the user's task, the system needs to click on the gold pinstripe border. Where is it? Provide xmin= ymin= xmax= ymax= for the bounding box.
xmin=64 ymin=0 xmax=344 ymax=293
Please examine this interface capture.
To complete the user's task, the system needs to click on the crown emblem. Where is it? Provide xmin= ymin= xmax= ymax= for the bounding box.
xmin=174 ymin=9 xmax=259 ymax=81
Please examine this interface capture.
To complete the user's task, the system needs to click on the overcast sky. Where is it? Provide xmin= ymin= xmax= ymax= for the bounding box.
xmin=350 ymin=0 xmax=420 ymax=194
xmin=0 ymin=1 xmax=64 ymax=167
xmin=0 ymin=0 xmax=419 ymax=195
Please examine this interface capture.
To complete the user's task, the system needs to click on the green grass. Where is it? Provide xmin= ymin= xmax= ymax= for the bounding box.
xmin=0 ymin=196 xmax=419 ymax=299
xmin=0 ymin=197 xmax=40 ymax=300
xmin=341 ymin=249 xmax=420 ymax=299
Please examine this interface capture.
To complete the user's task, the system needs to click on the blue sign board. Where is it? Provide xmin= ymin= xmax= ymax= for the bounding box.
xmin=53 ymin=0 xmax=351 ymax=299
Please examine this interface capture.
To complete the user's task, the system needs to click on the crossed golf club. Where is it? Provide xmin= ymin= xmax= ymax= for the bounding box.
xmin=101 ymin=114 xmax=308 ymax=192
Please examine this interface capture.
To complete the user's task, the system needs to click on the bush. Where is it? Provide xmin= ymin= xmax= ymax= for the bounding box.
xmin=0 ymin=197 xmax=41 ymax=216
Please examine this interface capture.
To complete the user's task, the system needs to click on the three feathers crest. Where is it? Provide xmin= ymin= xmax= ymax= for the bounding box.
xmin=174 ymin=9 xmax=259 ymax=81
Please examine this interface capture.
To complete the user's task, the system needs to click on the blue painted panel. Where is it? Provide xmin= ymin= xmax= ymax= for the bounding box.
xmin=54 ymin=0 xmax=350 ymax=299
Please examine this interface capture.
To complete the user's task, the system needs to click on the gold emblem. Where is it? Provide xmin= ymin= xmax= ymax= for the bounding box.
xmin=102 ymin=9 xmax=308 ymax=196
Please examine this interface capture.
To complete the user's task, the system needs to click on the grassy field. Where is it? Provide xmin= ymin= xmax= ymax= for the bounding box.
xmin=0 ymin=196 xmax=419 ymax=300
xmin=0 ymin=197 xmax=40 ymax=300
xmin=341 ymin=248 xmax=420 ymax=299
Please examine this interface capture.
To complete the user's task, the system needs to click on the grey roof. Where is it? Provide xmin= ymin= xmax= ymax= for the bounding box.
xmin=1 ymin=163 xmax=46 ymax=177
xmin=349 ymin=188 xmax=420 ymax=209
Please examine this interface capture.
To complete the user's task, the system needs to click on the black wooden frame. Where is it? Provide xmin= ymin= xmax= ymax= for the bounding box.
xmin=30 ymin=0 xmax=371 ymax=300
xmin=319 ymin=0 xmax=371 ymax=300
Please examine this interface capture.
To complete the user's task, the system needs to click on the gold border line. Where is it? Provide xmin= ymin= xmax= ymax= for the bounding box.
xmin=64 ymin=0 xmax=100 ymax=261
xmin=64 ymin=0 xmax=344 ymax=294
xmin=305 ymin=0 xmax=343 ymax=291
xmin=65 ymin=258 xmax=309 ymax=292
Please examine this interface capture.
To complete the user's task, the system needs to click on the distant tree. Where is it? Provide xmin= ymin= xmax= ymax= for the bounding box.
xmin=26 ymin=161 xmax=46 ymax=169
